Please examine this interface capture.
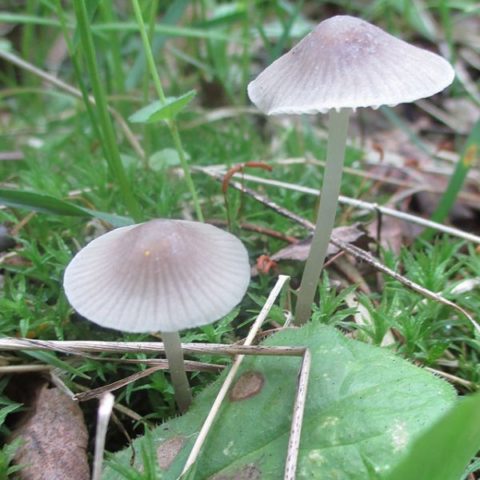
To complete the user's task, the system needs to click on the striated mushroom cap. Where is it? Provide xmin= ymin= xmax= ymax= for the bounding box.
xmin=248 ymin=15 xmax=455 ymax=115
xmin=63 ymin=219 xmax=250 ymax=333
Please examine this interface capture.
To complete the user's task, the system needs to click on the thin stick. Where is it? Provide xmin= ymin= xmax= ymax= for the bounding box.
xmin=425 ymin=367 xmax=473 ymax=389
xmin=75 ymin=365 xmax=166 ymax=402
xmin=162 ymin=331 xmax=192 ymax=413
xmin=208 ymin=219 xmax=298 ymax=244
xmin=181 ymin=275 xmax=290 ymax=475
xmin=0 ymin=339 xmax=305 ymax=356
xmin=50 ymin=371 xmax=76 ymax=400
xmin=92 ymin=357 xmax=224 ymax=372
xmin=200 ymin=168 xmax=480 ymax=245
xmin=281 ymin=157 xmax=480 ymax=200
xmin=285 ymin=348 xmax=311 ymax=480
xmin=74 ymin=380 xmax=144 ymax=423
xmin=92 ymin=393 xmax=115 ymax=480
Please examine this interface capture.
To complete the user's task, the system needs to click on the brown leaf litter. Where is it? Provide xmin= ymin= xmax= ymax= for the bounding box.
xmin=12 ymin=385 xmax=89 ymax=480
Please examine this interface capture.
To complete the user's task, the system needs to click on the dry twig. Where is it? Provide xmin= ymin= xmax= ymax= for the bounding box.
xmin=199 ymin=166 xmax=480 ymax=245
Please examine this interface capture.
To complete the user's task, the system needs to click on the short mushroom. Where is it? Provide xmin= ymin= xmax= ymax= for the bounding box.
xmin=248 ymin=15 xmax=454 ymax=324
xmin=63 ymin=219 xmax=250 ymax=412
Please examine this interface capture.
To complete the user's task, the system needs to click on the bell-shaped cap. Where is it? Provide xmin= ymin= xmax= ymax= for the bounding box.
xmin=63 ymin=219 xmax=250 ymax=333
xmin=248 ymin=15 xmax=455 ymax=115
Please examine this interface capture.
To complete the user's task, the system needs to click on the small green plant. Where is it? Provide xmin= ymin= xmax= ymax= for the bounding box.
xmin=0 ymin=379 xmax=23 ymax=479
xmin=130 ymin=0 xmax=203 ymax=222
xmin=105 ymin=428 xmax=161 ymax=480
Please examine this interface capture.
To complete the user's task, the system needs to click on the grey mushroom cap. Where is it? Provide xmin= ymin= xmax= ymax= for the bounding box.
xmin=248 ymin=15 xmax=455 ymax=115
xmin=63 ymin=219 xmax=251 ymax=333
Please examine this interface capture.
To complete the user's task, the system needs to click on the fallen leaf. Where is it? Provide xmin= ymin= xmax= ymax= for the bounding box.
xmin=13 ymin=386 xmax=89 ymax=480
xmin=368 ymin=216 xmax=420 ymax=255
xmin=444 ymin=98 xmax=478 ymax=133
xmin=270 ymin=224 xmax=372 ymax=263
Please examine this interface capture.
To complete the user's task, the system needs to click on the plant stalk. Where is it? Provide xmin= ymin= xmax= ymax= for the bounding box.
xmin=162 ymin=331 xmax=192 ymax=413
xmin=295 ymin=108 xmax=351 ymax=325
xmin=131 ymin=0 xmax=204 ymax=222
xmin=73 ymin=1 xmax=141 ymax=221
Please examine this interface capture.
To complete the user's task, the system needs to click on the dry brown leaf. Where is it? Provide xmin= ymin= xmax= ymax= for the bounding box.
xmin=13 ymin=386 xmax=89 ymax=480
xmin=368 ymin=216 xmax=420 ymax=255
xmin=365 ymin=162 xmax=480 ymax=231
xmin=270 ymin=224 xmax=372 ymax=263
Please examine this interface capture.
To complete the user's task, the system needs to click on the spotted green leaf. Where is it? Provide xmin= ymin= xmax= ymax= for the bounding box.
xmin=103 ymin=324 xmax=456 ymax=479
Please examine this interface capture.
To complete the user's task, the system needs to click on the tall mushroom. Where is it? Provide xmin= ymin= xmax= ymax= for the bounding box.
xmin=63 ymin=219 xmax=250 ymax=412
xmin=248 ymin=15 xmax=454 ymax=324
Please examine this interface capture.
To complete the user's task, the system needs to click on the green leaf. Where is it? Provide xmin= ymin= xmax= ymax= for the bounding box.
xmin=149 ymin=148 xmax=183 ymax=170
xmin=386 ymin=392 xmax=480 ymax=480
xmin=129 ymin=90 xmax=196 ymax=123
xmin=0 ymin=188 xmax=133 ymax=227
xmin=103 ymin=324 xmax=456 ymax=479
xmin=0 ymin=404 xmax=21 ymax=426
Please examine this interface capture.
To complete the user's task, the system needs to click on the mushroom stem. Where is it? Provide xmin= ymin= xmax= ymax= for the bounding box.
xmin=162 ymin=331 xmax=192 ymax=413
xmin=295 ymin=108 xmax=351 ymax=325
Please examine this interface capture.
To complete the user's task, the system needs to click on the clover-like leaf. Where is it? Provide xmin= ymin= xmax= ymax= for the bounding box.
xmin=129 ymin=90 xmax=196 ymax=123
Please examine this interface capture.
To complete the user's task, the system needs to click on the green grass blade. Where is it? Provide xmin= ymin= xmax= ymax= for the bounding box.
xmin=0 ymin=12 xmax=59 ymax=27
xmin=72 ymin=1 xmax=141 ymax=221
xmin=0 ymin=188 xmax=132 ymax=226
xmin=422 ymin=117 xmax=480 ymax=240
xmin=99 ymin=1 xmax=125 ymax=95
xmin=0 ymin=189 xmax=91 ymax=216
xmin=54 ymin=0 xmax=106 ymax=161
xmin=93 ymin=22 xmax=235 ymax=41
xmin=0 ymin=404 xmax=22 ymax=425
xmin=25 ymin=350 xmax=90 ymax=379
xmin=0 ymin=13 xmax=235 ymax=42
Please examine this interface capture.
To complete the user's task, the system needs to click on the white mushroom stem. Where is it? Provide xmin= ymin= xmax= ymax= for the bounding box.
xmin=162 ymin=331 xmax=192 ymax=413
xmin=295 ymin=108 xmax=351 ymax=325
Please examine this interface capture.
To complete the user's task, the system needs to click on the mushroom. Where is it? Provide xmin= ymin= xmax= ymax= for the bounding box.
xmin=248 ymin=15 xmax=454 ymax=324
xmin=63 ymin=219 xmax=250 ymax=412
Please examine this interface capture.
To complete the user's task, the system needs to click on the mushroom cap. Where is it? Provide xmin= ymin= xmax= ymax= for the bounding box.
xmin=63 ymin=219 xmax=250 ymax=333
xmin=248 ymin=15 xmax=455 ymax=115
